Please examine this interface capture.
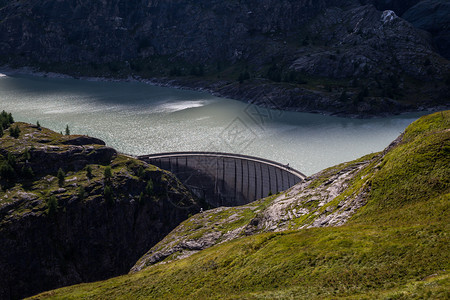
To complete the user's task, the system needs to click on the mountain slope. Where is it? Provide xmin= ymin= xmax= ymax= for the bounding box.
xmin=31 ymin=111 xmax=449 ymax=299
xmin=0 ymin=0 xmax=448 ymax=116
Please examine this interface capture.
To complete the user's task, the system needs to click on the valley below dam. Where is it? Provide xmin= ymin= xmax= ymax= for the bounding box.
xmin=0 ymin=72 xmax=427 ymax=176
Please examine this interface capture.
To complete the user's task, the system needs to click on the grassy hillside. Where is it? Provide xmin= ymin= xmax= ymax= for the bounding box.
xmin=30 ymin=111 xmax=449 ymax=299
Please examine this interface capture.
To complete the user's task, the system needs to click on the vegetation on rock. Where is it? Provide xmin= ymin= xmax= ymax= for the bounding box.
xmin=0 ymin=113 xmax=199 ymax=299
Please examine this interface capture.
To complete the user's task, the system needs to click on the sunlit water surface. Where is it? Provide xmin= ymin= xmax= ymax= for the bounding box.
xmin=0 ymin=73 xmax=426 ymax=175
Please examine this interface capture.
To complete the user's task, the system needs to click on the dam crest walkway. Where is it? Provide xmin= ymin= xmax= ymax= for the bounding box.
xmin=139 ymin=152 xmax=306 ymax=207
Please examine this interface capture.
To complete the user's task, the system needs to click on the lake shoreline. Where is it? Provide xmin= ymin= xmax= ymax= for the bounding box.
xmin=0 ymin=70 xmax=431 ymax=175
xmin=0 ymin=65 xmax=445 ymax=119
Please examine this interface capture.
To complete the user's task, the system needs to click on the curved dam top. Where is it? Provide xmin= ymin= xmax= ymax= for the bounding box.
xmin=139 ymin=152 xmax=306 ymax=208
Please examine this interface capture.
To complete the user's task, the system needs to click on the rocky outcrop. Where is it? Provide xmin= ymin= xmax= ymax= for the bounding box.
xmin=0 ymin=123 xmax=116 ymax=176
xmin=0 ymin=0 xmax=448 ymax=117
xmin=0 ymin=123 xmax=199 ymax=299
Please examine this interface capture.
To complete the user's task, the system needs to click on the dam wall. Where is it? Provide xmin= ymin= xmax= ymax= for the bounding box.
xmin=139 ymin=152 xmax=306 ymax=208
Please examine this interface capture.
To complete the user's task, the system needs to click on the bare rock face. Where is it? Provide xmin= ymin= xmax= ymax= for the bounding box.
xmin=402 ymin=0 xmax=450 ymax=59
xmin=294 ymin=5 xmax=441 ymax=79
xmin=62 ymin=135 xmax=106 ymax=146
xmin=26 ymin=144 xmax=117 ymax=176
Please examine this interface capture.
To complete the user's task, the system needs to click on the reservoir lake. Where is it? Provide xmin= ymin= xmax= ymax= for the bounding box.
xmin=0 ymin=73 xmax=426 ymax=175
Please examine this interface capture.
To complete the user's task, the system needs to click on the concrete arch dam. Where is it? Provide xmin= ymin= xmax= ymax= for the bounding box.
xmin=139 ymin=152 xmax=306 ymax=208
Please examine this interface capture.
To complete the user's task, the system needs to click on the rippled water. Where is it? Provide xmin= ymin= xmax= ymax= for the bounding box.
xmin=0 ymin=73 xmax=426 ymax=175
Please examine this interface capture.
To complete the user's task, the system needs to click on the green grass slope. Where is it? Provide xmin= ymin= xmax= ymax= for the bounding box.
xmin=30 ymin=111 xmax=450 ymax=299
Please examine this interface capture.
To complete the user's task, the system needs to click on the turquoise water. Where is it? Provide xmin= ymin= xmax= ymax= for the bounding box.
xmin=0 ymin=73 xmax=426 ymax=175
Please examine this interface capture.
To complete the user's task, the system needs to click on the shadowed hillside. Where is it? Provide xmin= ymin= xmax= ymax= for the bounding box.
xmin=1 ymin=0 xmax=449 ymax=117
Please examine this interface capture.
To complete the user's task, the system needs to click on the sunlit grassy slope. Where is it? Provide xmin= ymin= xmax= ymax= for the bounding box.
xmin=30 ymin=111 xmax=449 ymax=299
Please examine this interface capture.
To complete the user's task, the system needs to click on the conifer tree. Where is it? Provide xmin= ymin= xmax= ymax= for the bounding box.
xmin=86 ymin=165 xmax=93 ymax=179
xmin=57 ymin=168 xmax=65 ymax=187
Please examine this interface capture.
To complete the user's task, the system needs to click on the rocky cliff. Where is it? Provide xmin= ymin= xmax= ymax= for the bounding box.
xmin=0 ymin=122 xmax=199 ymax=299
xmin=0 ymin=0 xmax=448 ymax=117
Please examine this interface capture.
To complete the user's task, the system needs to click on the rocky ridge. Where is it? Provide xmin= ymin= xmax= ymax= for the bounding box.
xmin=0 ymin=0 xmax=449 ymax=117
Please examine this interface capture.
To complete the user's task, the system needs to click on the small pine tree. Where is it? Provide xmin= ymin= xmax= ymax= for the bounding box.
xmin=0 ymin=126 xmax=3 ymax=137
xmin=145 ymin=179 xmax=153 ymax=195
xmin=86 ymin=165 xmax=93 ymax=179
xmin=36 ymin=121 xmax=41 ymax=129
xmin=78 ymin=186 xmax=86 ymax=200
xmin=7 ymin=153 xmax=16 ymax=167
xmin=65 ymin=124 xmax=70 ymax=135
xmin=139 ymin=191 xmax=145 ymax=204
xmin=104 ymin=166 xmax=112 ymax=182
xmin=9 ymin=125 xmax=20 ymax=138
xmin=0 ymin=161 xmax=15 ymax=180
xmin=7 ymin=113 xmax=13 ymax=124
xmin=24 ymin=148 xmax=31 ymax=161
xmin=47 ymin=195 xmax=58 ymax=217
xmin=57 ymin=168 xmax=65 ymax=187
xmin=137 ymin=166 xmax=145 ymax=179
xmin=104 ymin=185 xmax=113 ymax=205
xmin=21 ymin=166 xmax=34 ymax=179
